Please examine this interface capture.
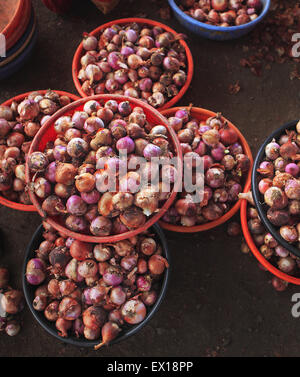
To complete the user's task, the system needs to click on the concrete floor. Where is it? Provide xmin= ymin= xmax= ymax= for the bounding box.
xmin=0 ymin=0 xmax=300 ymax=357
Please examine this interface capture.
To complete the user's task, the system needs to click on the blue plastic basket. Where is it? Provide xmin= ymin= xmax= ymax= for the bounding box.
xmin=168 ymin=0 xmax=271 ymax=41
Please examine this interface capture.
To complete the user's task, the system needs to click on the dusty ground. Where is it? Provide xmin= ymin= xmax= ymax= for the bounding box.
xmin=0 ymin=0 xmax=300 ymax=357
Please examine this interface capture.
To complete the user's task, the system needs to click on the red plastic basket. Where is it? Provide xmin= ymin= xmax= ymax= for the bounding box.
xmin=159 ymin=106 xmax=253 ymax=233
xmin=0 ymin=90 xmax=80 ymax=212
xmin=241 ymin=181 xmax=300 ymax=285
xmin=26 ymin=94 xmax=183 ymax=242
xmin=72 ymin=18 xmax=194 ymax=111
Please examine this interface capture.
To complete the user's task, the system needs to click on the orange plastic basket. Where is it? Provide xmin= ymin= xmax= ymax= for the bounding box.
xmin=159 ymin=106 xmax=253 ymax=233
xmin=26 ymin=94 xmax=183 ymax=242
xmin=72 ymin=18 xmax=194 ymax=111
xmin=241 ymin=181 xmax=300 ymax=285
xmin=0 ymin=90 xmax=80 ymax=212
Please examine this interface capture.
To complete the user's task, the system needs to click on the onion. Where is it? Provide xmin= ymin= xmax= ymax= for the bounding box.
xmin=264 ymin=187 xmax=288 ymax=209
xmin=83 ymin=306 xmax=107 ymax=330
xmin=90 ymin=216 xmax=112 ymax=236
xmin=55 ymin=163 xmax=77 ymax=185
xmin=56 ymin=318 xmax=72 ymax=337
xmin=59 ymin=297 xmax=81 ymax=320
xmin=66 ymin=195 xmax=88 ymax=216
xmin=65 ymin=259 xmax=85 ymax=282
xmin=148 ymin=255 xmax=169 ymax=275
xmin=110 ymin=286 xmax=126 ymax=306
xmin=44 ymin=301 xmax=59 ymax=322
xmin=1 ymin=290 xmax=24 ymax=314
xmin=120 ymin=207 xmax=146 ymax=229
xmin=18 ymin=99 xmax=39 ymax=121
xmin=28 ymin=152 xmax=49 ymax=172
xmin=277 ymin=257 xmax=296 ymax=273
xmin=5 ymin=321 xmax=21 ymax=337
xmin=121 ymin=300 xmax=146 ymax=324
xmin=94 ymin=322 xmax=121 ymax=350
xmin=280 ymin=225 xmax=298 ymax=243
xmin=272 ymin=276 xmax=288 ymax=292
xmin=78 ymin=259 xmax=98 ymax=278
xmin=70 ymin=240 xmax=93 ymax=261
xmin=103 ymin=266 xmax=123 ymax=286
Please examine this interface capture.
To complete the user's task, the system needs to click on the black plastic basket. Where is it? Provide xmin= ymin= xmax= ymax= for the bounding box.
xmin=23 ymin=224 xmax=170 ymax=348
xmin=251 ymin=120 xmax=300 ymax=258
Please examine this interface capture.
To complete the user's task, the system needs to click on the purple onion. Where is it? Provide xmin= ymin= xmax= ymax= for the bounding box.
xmin=118 ymin=101 xmax=131 ymax=116
xmin=285 ymin=163 xmax=299 ymax=177
xmin=126 ymin=29 xmax=138 ymax=43
xmin=175 ymin=109 xmax=189 ymax=123
xmin=121 ymin=255 xmax=137 ymax=271
xmin=103 ymin=27 xmax=117 ymax=41
xmin=275 ymin=245 xmax=289 ymax=258
xmin=72 ymin=111 xmax=89 ymax=129
xmin=45 ymin=162 xmax=57 ymax=183
xmin=139 ymin=78 xmax=152 ymax=92
xmin=227 ymin=183 xmax=242 ymax=201
xmin=84 ymin=117 xmax=104 ymax=134
xmin=137 ymin=276 xmax=151 ymax=291
xmin=66 ymin=195 xmax=88 ymax=216
xmin=285 ymin=179 xmax=300 ymax=200
xmin=103 ymin=268 xmax=123 ymax=286
xmin=26 ymin=269 xmax=46 ymax=285
xmin=81 ymin=190 xmax=100 ymax=204
xmin=107 ymin=52 xmax=123 ymax=70
xmin=116 ymin=136 xmax=135 ymax=154
xmin=65 ymin=215 xmax=88 ymax=232
xmin=211 ymin=143 xmax=226 ymax=161
xmin=278 ymin=257 xmax=296 ymax=273
xmin=229 ymin=142 xmax=243 ymax=155
xmin=142 ymin=290 xmax=157 ymax=306
xmin=114 ymin=69 xmax=128 ymax=84
xmin=53 ymin=145 xmax=68 ymax=161
xmin=120 ymin=46 xmax=134 ymax=56
xmin=143 ymin=143 xmax=162 ymax=159
xmin=27 ymin=258 xmax=46 ymax=271
xmin=199 ymin=125 xmax=212 ymax=134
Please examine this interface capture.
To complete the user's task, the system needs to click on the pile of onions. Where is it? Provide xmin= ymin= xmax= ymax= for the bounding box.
xmin=28 ymin=99 xmax=178 ymax=237
xmin=179 ymin=0 xmax=263 ymax=27
xmin=77 ymin=22 xmax=188 ymax=108
xmin=0 ymin=90 xmax=73 ymax=204
xmin=256 ymin=123 xmax=300 ymax=249
xmin=162 ymin=109 xmax=250 ymax=227
xmin=242 ymin=192 xmax=300 ymax=292
xmin=0 ymin=266 xmax=24 ymax=336
xmin=27 ymin=224 xmax=168 ymax=348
